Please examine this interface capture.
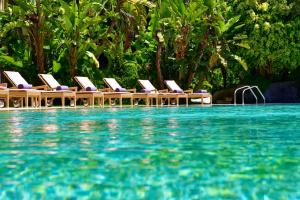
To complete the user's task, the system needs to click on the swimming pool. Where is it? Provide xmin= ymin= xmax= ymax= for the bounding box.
xmin=0 ymin=105 xmax=299 ymax=199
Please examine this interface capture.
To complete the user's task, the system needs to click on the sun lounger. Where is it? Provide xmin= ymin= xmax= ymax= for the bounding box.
xmin=3 ymin=71 xmax=41 ymax=108
xmin=0 ymin=83 xmax=9 ymax=108
xmin=38 ymin=74 xmax=76 ymax=107
xmin=74 ymin=76 xmax=104 ymax=107
xmin=138 ymin=79 xmax=188 ymax=106
xmin=104 ymin=78 xmax=159 ymax=106
xmin=103 ymin=78 xmax=135 ymax=107
xmin=165 ymin=80 xmax=212 ymax=105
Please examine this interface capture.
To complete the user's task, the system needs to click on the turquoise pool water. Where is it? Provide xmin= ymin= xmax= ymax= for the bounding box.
xmin=0 ymin=105 xmax=299 ymax=199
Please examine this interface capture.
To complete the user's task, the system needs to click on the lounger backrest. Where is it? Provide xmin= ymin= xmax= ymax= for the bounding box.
xmin=138 ymin=80 xmax=156 ymax=91
xmin=38 ymin=74 xmax=61 ymax=89
xmin=3 ymin=71 xmax=29 ymax=87
xmin=103 ymin=78 xmax=122 ymax=91
xmin=75 ymin=76 xmax=97 ymax=90
xmin=165 ymin=80 xmax=182 ymax=92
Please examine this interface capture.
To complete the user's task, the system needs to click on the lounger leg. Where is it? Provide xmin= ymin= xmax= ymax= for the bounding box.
xmin=92 ymin=96 xmax=95 ymax=108
xmin=25 ymin=95 xmax=29 ymax=108
xmin=186 ymin=97 xmax=188 ymax=107
xmin=176 ymin=97 xmax=179 ymax=106
xmin=45 ymin=97 xmax=48 ymax=107
xmin=6 ymin=95 xmax=9 ymax=108
xmin=62 ymin=97 xmax=65 ymax=108
xmin=20 ymin=98 xmax=23 ymax=108
xmin=201 ymin=97 xmax=204 ymax=105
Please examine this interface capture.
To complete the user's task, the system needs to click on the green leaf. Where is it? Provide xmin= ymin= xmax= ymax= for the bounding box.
xmin=53 ymin=60 xmax=62 ymax=73
xmin=223 ymin=16 xmax=240 ymax=33
xmin=157 ymin=32 xmax=164 ymax=43
xmin=0 ymin=55 xmax=23 ymax=68
xmin=232 ymin=55 xmax=248 ymax=71
xmin=236 ymin=42 xmax=250 ymax=49
xmin=86 ymin=51 xmax=100 ymax=68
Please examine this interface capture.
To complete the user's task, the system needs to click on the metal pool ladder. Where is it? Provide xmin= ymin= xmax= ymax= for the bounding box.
xmin=234 ymin=86 xmax=266 ymax=105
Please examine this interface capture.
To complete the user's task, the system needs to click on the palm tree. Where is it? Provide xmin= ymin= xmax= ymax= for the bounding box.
xmin=1 ymin=0 xmax=49 ymax=73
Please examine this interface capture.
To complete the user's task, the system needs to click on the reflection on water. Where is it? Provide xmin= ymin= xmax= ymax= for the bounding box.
xmin=141 ymin=118 xmax=154 ymax=137
xmin=43 ymin=124 xmax=59 ymax=133
xmin=167 ymin=118 xmax=178 ymax=136
xmin=79 ymin=120 xmax=96 ymax=132
xmin=0 ymin=106 xmax=299 ymax=199
xmin=107 ymin=118 xmax=118 ymax=134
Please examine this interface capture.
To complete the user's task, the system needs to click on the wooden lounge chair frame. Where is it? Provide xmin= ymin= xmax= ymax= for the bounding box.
xmin=38 ymin=74 xmax=76 ymax=107
xmin=103 ymin=78 xmax=135 ymax=107
xmin=138 ymin=79 xmax=188 ymax=106
xmin=3 ymin=71 xmax=41 ymax=108
xmin=104 ymin=78 xmax=161 ymax=107
xmin=74 ymin=76 xmax=104 ymax=107
xmin=165 ymin=80 xmax=212 ymax=105
xmin=0 ymin=83 xmax=9 ymax=108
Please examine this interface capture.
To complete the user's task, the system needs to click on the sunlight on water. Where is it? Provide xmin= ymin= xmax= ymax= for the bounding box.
xmin=0 ymin=105 xmax=299 ymax=199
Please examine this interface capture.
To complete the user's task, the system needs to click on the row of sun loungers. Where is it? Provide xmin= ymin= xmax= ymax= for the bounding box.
xmin=0 ymin=71 xmax=212 ymax=108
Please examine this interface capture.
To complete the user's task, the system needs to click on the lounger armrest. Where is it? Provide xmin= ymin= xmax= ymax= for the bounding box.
xmin=0 ymin=83 xmax=7 ymax=88
xmin=158 ymin=89 xmax=168 ymax=93
xmin=128 ymin=88 xmax=136 ymax=93
xmin=184 ymin=89 xmax=193 ymax=93
xmin=33 ymin=85 xmax=48 ymax=90
xmin=99 ymin=88 xmax=111 ymax=92
xmin=69 ymin=86 xmax=78 ymax=92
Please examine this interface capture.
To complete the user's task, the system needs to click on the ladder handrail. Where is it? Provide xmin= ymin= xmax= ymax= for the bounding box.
xmin=242 ymin=87 xmax=258 ymax=105
xmin=249 ymin=86 xmax=266 ymax=104
xmin=234 ymin=86 xmax=251 ymax=105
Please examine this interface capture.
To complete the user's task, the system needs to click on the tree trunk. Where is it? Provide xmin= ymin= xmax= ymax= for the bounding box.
xmin=69 ymin=31 xmax=79 ymax=78
xmin=35 ymin=33 xmax=45 ymax=73
xmin=124 ymin=27 xmax=133 ymax=51
xmin=156 ymin=42 xmax=164 ymax=89
xmin=69 ymin=44 xmax=77 ymax=78
xmin=186 ymin=30 xmax=209 ymax=86
xmin=186 ymin=63 xmax=197 ymax=87
xmin=221 ymin=66 xmax=227 ymax=88
xmin=69 ymin=1 xmax=80 ymax=78
xmin=34 ymin=0 xmax=45 ymax=73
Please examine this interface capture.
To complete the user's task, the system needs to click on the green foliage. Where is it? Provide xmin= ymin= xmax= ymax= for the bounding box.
xmin=0 ymin=0 xmax=299 ymax=92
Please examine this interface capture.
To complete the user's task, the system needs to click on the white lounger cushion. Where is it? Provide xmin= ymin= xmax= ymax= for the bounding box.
xmin=165 ymin=80 xmax=182 ymax=91
xmin=75 ymin=76 xmax=97 ymax=89
xmin=138 ymin=80 xmax=156 ymax=91
xmin=4 ymin=71 xmax=29 ymax=86
xmin=191 ymin=98 xmax=211 ymax=104
xmin=103 ymin=78 xmax=122 ymax=91
xmin=39 ymin=74 xmax=61 ymax=89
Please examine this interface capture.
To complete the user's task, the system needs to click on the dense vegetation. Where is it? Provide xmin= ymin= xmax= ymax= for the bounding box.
xmin=0 ymin=0 xmax=299 ymax=93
